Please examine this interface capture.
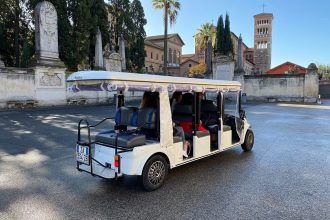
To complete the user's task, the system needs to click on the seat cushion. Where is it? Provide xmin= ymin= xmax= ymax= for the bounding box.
xmin=223 ymin=125 xmax=231 ymax=132
xmin=95 ymin=132 xmax=146 ymax=148
xmin=172 ymin=104 xmax=193 ymax=122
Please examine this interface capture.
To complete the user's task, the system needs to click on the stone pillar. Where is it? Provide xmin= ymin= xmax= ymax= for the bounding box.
xmin=94 ymin=27 xmax=104 ymax=70
xmin=235 ymin=34 xmax=244 ymax=72
xmin=234 ymin=34 xmax=246 ymax=91
xmin=34 ymin=1 xmax=66 ymax=106
xmin=205 ymin=37 xmax=213 ymax=78
xmin=304 ymin=63 xmax=319 ymax=102
xmin=119 ymin=34 xmax=126 ymax=71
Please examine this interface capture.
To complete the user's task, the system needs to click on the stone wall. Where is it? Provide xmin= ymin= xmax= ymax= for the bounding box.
xmin=244 ymin=73 xmax=319 ymax=102
xmin=0 ymin=68 xmax=36 ymax=108
xmin=319 ymin=80 xmax=330 ymax=98
xmin=0 ymin=67 xmax=143 ymax=109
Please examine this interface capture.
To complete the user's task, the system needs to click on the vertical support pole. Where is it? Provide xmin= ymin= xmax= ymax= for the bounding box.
xmin=117 ymin=90 xmax=124 ymax=108
xmin=217 ymin=92 xmax=222 ymax=129
xmin=192 ymin=93 xmax=197 ymax=135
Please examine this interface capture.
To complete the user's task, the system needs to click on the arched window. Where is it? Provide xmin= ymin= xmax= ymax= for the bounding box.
xmin=173 ymin=49 xmax=177 ymax=64
xmin=169 ymin=48 xmax=172 ymax=64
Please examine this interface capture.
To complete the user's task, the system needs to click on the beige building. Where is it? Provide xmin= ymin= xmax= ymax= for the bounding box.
xmin=180 ymin=54 xmax=200 ymax=76
xmin=144 ymin=34 xmax=184 ymax=76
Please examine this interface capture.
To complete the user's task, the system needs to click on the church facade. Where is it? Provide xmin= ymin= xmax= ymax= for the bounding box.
xmin=144 ymin=33 xmax=184 ymax=76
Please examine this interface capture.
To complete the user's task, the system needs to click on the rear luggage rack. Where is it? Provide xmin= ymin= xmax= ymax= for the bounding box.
xmin=77 ymin=117 xmax=142 ymax=177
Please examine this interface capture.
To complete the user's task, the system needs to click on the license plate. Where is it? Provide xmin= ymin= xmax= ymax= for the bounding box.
xmin=76 ymin=144 xmax=90 ymax=165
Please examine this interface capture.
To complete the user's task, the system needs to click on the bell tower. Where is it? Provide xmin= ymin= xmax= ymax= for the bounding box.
xmin=253 ymin=13 xmax=273 ymax=73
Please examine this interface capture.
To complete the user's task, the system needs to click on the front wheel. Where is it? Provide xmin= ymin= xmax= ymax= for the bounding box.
xmin=241 ymin=129 xmax=254 ymax=152
xmin=140 ymin=155 xmax=168 ymax=191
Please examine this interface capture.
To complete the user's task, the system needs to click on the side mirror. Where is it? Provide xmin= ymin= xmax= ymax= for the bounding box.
xmin=239 ymin=109 xmax=245 ymax=119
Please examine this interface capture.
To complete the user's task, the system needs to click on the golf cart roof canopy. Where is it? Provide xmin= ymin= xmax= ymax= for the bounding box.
xmin=67 ymin=71 xmax=241 ymax=93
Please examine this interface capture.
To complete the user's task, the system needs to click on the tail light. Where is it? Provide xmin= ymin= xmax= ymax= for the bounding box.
xmin=114 ymin=154 xmax=120 ymax=168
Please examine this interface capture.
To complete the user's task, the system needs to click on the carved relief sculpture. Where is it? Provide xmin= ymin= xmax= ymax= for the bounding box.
xmin=40 ymin=72 xmax=62 ymax=87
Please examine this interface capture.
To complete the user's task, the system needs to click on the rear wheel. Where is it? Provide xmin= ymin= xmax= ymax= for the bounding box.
xmin=241 ymin=129 xmax=254 ymax=152
xmin=140 ymin=155 xmax=168 ymax=191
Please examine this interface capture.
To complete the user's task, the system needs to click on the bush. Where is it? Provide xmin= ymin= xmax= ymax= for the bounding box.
xmin=188 ymin=63 xmax=206 ymax=77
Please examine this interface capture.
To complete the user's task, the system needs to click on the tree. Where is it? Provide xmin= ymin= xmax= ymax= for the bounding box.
xmin=224 ymin=13 xmax=233 ymax=56
xmin=128 ymin=0 xmax=147 ymax=72
xmin=152 ymin=0 xmax=180 ymax=75
xmin=108 ymin=0 xmax=131 ymax=50
xmin=108 ymin=0 xmax=132 ymax=71
xmin=88 ymin=0 xmax=110 ymax=69
xmin=215 ymin=15 xmax=225 ymax=55
xmin=188 ymin=63 xmax=206 ymax=78
xmin=194 ymin=22 xmax=216 ymax=52
xmin=0 ymin=0 xmax=32 ymax=67
xmin=317 ymin=64 xmax=330 ymax=79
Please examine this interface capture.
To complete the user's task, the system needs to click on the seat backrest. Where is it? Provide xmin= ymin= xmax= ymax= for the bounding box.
xmin=201 ymin=100 xmax=218 ymax=127
xmin=172 ymin=104 xmax=193 ymax=122
xmin=115 ymin=107 xmax=138 ymax=126
xmin=137 ymin=107 xmax=157 ymax=129
xmin=201 ymin=100 xmax=217 ymax=113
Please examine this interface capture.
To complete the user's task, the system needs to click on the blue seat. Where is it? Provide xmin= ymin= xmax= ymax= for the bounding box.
xmin=95 ymin=107 xmax=158 ymax=147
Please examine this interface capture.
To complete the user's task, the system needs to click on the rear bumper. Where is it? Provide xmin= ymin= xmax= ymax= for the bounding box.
xmin=77 ymin=160 xmax=122 ymax=179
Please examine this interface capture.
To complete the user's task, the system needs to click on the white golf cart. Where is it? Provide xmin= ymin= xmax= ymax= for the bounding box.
xmin=67 ymin=71 xmax=254 ymax=191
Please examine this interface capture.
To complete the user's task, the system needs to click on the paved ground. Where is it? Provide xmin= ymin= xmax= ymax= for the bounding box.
xmin=0 ymin=100 xmax=329 ymax=219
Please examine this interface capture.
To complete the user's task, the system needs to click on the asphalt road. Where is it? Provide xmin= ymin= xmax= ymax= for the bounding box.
xmin=0 ymin=101 xmax=329 ymax=219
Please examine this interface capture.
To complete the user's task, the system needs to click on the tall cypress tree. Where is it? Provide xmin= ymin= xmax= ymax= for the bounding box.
xmin=88 ymin=0 xmax=110 ymax=68
xmin=1 ymin=0 xmax=32 ymax=67
xmin=108 ymin=0 xmax=131 ymax=50
xmin=129 ymin=0 xmax=147 ymax=72
xmin=224 ymin=13 xmax=233 ymax=56
xmin=215 ymin=15 xmax=225 ymax=55
xmin=68 ymin=0 xmax=91 ymax=70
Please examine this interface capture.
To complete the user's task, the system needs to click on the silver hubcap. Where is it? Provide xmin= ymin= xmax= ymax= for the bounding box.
xmin=148 ymin=161 xmax=165 ymax=185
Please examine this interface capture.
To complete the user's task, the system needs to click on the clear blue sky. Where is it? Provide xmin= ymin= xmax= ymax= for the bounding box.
xmin=140 ymin=0 xmax=330 ymax=68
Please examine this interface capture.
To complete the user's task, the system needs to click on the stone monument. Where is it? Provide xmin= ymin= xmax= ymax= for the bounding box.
xmin=104 ymin=52 xmax=122 ymax=72
xmin=94 ymin=27 xmax=104 ymax=70
xmin=212 ymin=54 xmax=235 ymax=81
xmin=33 ymin=1 xmax=66 ymax=106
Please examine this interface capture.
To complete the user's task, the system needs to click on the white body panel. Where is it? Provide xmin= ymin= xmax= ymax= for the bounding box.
xmin=193 ymin=136 xmax=211 ymax=158
xmin=220 ymin=130 xmax=232 ymax=150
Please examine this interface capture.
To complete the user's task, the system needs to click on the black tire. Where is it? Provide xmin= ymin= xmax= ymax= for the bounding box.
xmin=241 ymin=129 xmax=254 ymax=152
xmin=140 ymin=155 xmax=168 ymax=191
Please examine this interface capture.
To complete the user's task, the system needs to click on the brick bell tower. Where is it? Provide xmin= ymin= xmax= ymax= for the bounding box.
xmin=253 ymin=13 xmax=273 ymax=74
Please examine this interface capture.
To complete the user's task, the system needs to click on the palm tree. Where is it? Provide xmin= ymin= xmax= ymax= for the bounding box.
xmin=194 ymin=22 xmax=216 ymax=52
xmin=152 ymin=0 xmax=180 ymax=75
